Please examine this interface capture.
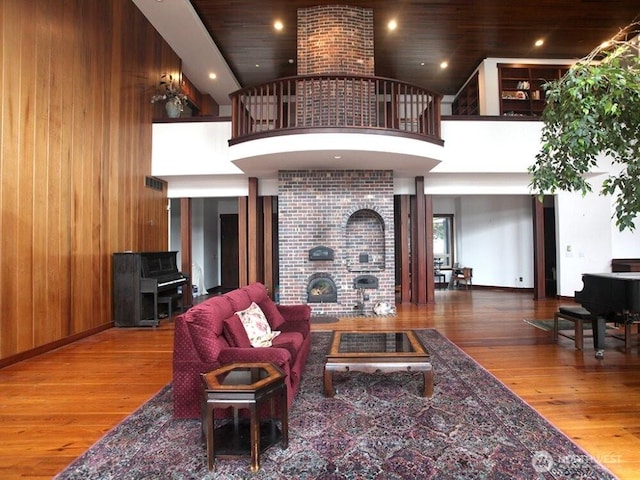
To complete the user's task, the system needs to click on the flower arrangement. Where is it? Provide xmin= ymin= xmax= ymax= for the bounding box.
xmin=150 ymin=74 xmax=188 ymax=109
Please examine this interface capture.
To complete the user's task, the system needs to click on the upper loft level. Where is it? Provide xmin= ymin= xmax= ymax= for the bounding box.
xmin=228 ymin=74 xmax=443 ymax=147
xmin=450 ymin=58 xmax=574 ymax=117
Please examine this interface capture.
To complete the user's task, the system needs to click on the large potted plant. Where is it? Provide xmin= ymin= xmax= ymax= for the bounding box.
xmin=529 ymin=23 xmax=640 ymax=231
xmin=151 ymin=73 xmax=188 ymax=118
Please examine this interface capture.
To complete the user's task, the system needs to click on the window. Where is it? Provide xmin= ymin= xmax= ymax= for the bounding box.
xmin=433 ymin=214 xmax=454 ymax=269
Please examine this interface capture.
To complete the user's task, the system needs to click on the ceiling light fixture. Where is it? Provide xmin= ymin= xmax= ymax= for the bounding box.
xmin=274 ymin=20 xmax=283 ymax=31
xmin=209 ymin=73 xmax=217 ymax=80
xmin=440 ymin=61 xmax=448 ymax=69
xmin=388 ymin=19 xmax=397 ymax=31
xmin=534 ymin=39 xmax=544 ymax=47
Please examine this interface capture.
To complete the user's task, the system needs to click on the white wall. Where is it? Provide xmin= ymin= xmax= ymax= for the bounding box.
xmin=555 ymin=191 xmax=613 ymax=296
xmin=459 ymin=196 xmax=533 ymax=288
xmin=433 ymin=195 xmax=533 ymax=288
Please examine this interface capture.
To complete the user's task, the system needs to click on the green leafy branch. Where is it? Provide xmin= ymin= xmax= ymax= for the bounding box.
xmin=529 ymin=22 xmax=640 ymax=231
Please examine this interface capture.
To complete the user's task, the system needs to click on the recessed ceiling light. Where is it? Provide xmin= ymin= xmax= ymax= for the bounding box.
xmin=255 ymin=64 xmax=260 ymax=68
xmin=534 ymin=39 xmax=544 ymax=47
xmin=209 ymin=73 xmax=217 ymax=80
xmin=288 ymin=59 xmax=295 ymax=64
xmin=388 ymin=19 xmax=397 ymax=31
xmin=440 ymin=61 xmax=448 ymax=69
xmin=420 ymin=62 xmax=425 ymax=66
xmin=274 ymin=20 xmax=283 ymax=31
xmin=333 ymin=155 xmax=342 ymax=159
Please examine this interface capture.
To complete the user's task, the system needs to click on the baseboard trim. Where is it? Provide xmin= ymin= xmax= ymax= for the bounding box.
xmin=0 ymin=323 xmax=113 ymax=369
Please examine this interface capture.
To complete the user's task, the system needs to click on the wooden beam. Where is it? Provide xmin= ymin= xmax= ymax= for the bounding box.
xmin=238 ymin=196 xmax=248 ymax=287
xmin=425 ymin=194 xmax=435 ymax=303
xmin=398 ymin=195 xmax=411 ymax=303
xmin=414 ymin=177 xmax=427 ymax=304
xmin=247 ymin=178 xmax=259 ymax=284
xmin=532 ymin=195 xmax=546 ymax=300
xmin=263 ymin=196 xmax=274 ymax=297
xmin=180 ymin=198 xmax=193 ymax=308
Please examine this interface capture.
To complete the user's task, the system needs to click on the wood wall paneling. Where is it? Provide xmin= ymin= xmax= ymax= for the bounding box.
xmin=0 ymin=0 xmax=178 ymax=362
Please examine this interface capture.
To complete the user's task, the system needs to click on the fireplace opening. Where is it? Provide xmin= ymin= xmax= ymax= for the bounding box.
xmin=307 ymin=274 xmax=338 ymax=303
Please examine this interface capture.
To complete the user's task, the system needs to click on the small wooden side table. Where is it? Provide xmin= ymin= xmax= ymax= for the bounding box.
xmin=200 ymin=362 xmax=288 ymax=472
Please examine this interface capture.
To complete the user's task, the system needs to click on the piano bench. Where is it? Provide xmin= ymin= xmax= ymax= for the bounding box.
xmin=553 ymin=306 xmax=592 ymax=350
xmin=158 ymin=295 xmax=181 ymax=322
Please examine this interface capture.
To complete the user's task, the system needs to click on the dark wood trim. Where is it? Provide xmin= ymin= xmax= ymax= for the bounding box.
xmin=398 ymin=195 xmax=411 ymax=303
xmin=247 ymin=178 xmax=260 ymax=284
xmin=152 ymin=115 xmax=231 ymax=124
xmin=0 ymin=323 xmax=112 ymax=369
xmin=263 ymin=196 xmax=274 ymax=296
xmin=532 ymin=195 xmax=546 ymax=300
xmin=442 ymin=115 xmax=542 ymax=122
xmin=414 ymin=177 xmax=427 ymax=304
xmin=228 ymin=127 xmax=444 ymax=147
xmin=425 ymin=195 xmax=435 ymax=303
xmin=238 ymin=196 xmax=248 ymax=287
xmin=180 ymin=198 xmax=193 ymax=308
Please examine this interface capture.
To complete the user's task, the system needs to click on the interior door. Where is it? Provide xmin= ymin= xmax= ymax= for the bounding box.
xmin=220 ymin=214 xmax=239 ymax=289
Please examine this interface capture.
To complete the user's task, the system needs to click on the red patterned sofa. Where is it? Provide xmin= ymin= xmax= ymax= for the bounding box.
xmin=172 ymin=282 xmax=311 ymax=419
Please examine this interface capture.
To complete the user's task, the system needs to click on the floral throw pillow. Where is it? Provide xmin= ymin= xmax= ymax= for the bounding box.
xmin=236 ymin=302 xmax=281 ymax=347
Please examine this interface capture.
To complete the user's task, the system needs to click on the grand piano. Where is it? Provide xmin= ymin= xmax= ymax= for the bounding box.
xmin=574 ymin=272 xmax=640 ymax=359
xmin=113 ymin=251 xmax=189 ymax=327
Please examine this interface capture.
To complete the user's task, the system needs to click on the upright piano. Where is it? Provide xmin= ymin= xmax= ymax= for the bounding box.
xmin=113 ymin=251 xmax=189 ymax=327
xmin=574 ymin=272 xmax=640 ymax=358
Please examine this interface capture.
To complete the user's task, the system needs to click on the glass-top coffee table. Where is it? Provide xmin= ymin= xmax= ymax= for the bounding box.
xmin=323 ymin=330 xmax=433 ymax=398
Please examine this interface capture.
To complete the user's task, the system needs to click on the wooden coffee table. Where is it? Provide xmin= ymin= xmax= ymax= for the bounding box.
xmin=323 ymin=330 xmax=433 ymax=397
xmin=200 ymin=362 xmax=288 ymax=472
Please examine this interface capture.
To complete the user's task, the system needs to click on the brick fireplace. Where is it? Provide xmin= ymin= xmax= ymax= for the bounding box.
xmin=278 ymin=170 xmax=395 ymax=315
xmin=276 ymin=7 xmax=395 ymax=315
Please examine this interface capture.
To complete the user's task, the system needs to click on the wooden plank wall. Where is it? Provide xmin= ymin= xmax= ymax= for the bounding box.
xmin=0 ymin=0 xmax=180 ymax=362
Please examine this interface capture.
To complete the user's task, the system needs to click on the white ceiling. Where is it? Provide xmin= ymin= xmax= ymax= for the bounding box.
xmin=132 ymin=0 xmax=240 ymax=106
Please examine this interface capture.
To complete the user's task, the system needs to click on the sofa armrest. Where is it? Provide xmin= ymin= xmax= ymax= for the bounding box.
xmin=218 ymin=346 xmax=292 ymax=368
xmin=277 ymin=304 xmax=311 ymax=322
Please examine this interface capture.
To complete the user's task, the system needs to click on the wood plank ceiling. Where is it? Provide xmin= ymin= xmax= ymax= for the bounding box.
xmin=190 ymin=0 xmax=640 ymax=95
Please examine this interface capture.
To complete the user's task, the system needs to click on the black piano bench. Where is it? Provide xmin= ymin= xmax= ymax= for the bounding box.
xmin=553 ymin=306 xmax=592 ymax=350
xmin=158 ymin=295 xmax=181 ymax=322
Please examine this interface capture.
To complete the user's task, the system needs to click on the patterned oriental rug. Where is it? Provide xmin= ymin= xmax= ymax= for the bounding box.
xmin=55 ymin=330 xmax=616 ymax=480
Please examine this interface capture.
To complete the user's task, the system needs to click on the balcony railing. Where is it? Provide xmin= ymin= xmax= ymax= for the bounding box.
xmin=229 ymin=74 xmax=442 ymax=145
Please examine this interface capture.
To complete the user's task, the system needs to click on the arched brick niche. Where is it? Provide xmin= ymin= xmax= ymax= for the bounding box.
xmin=345 ymin=209 xmax=385 ymax=271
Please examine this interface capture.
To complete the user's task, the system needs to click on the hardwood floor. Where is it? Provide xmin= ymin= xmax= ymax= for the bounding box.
xmin=1 ymin=289 xmax=639 ymax=479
